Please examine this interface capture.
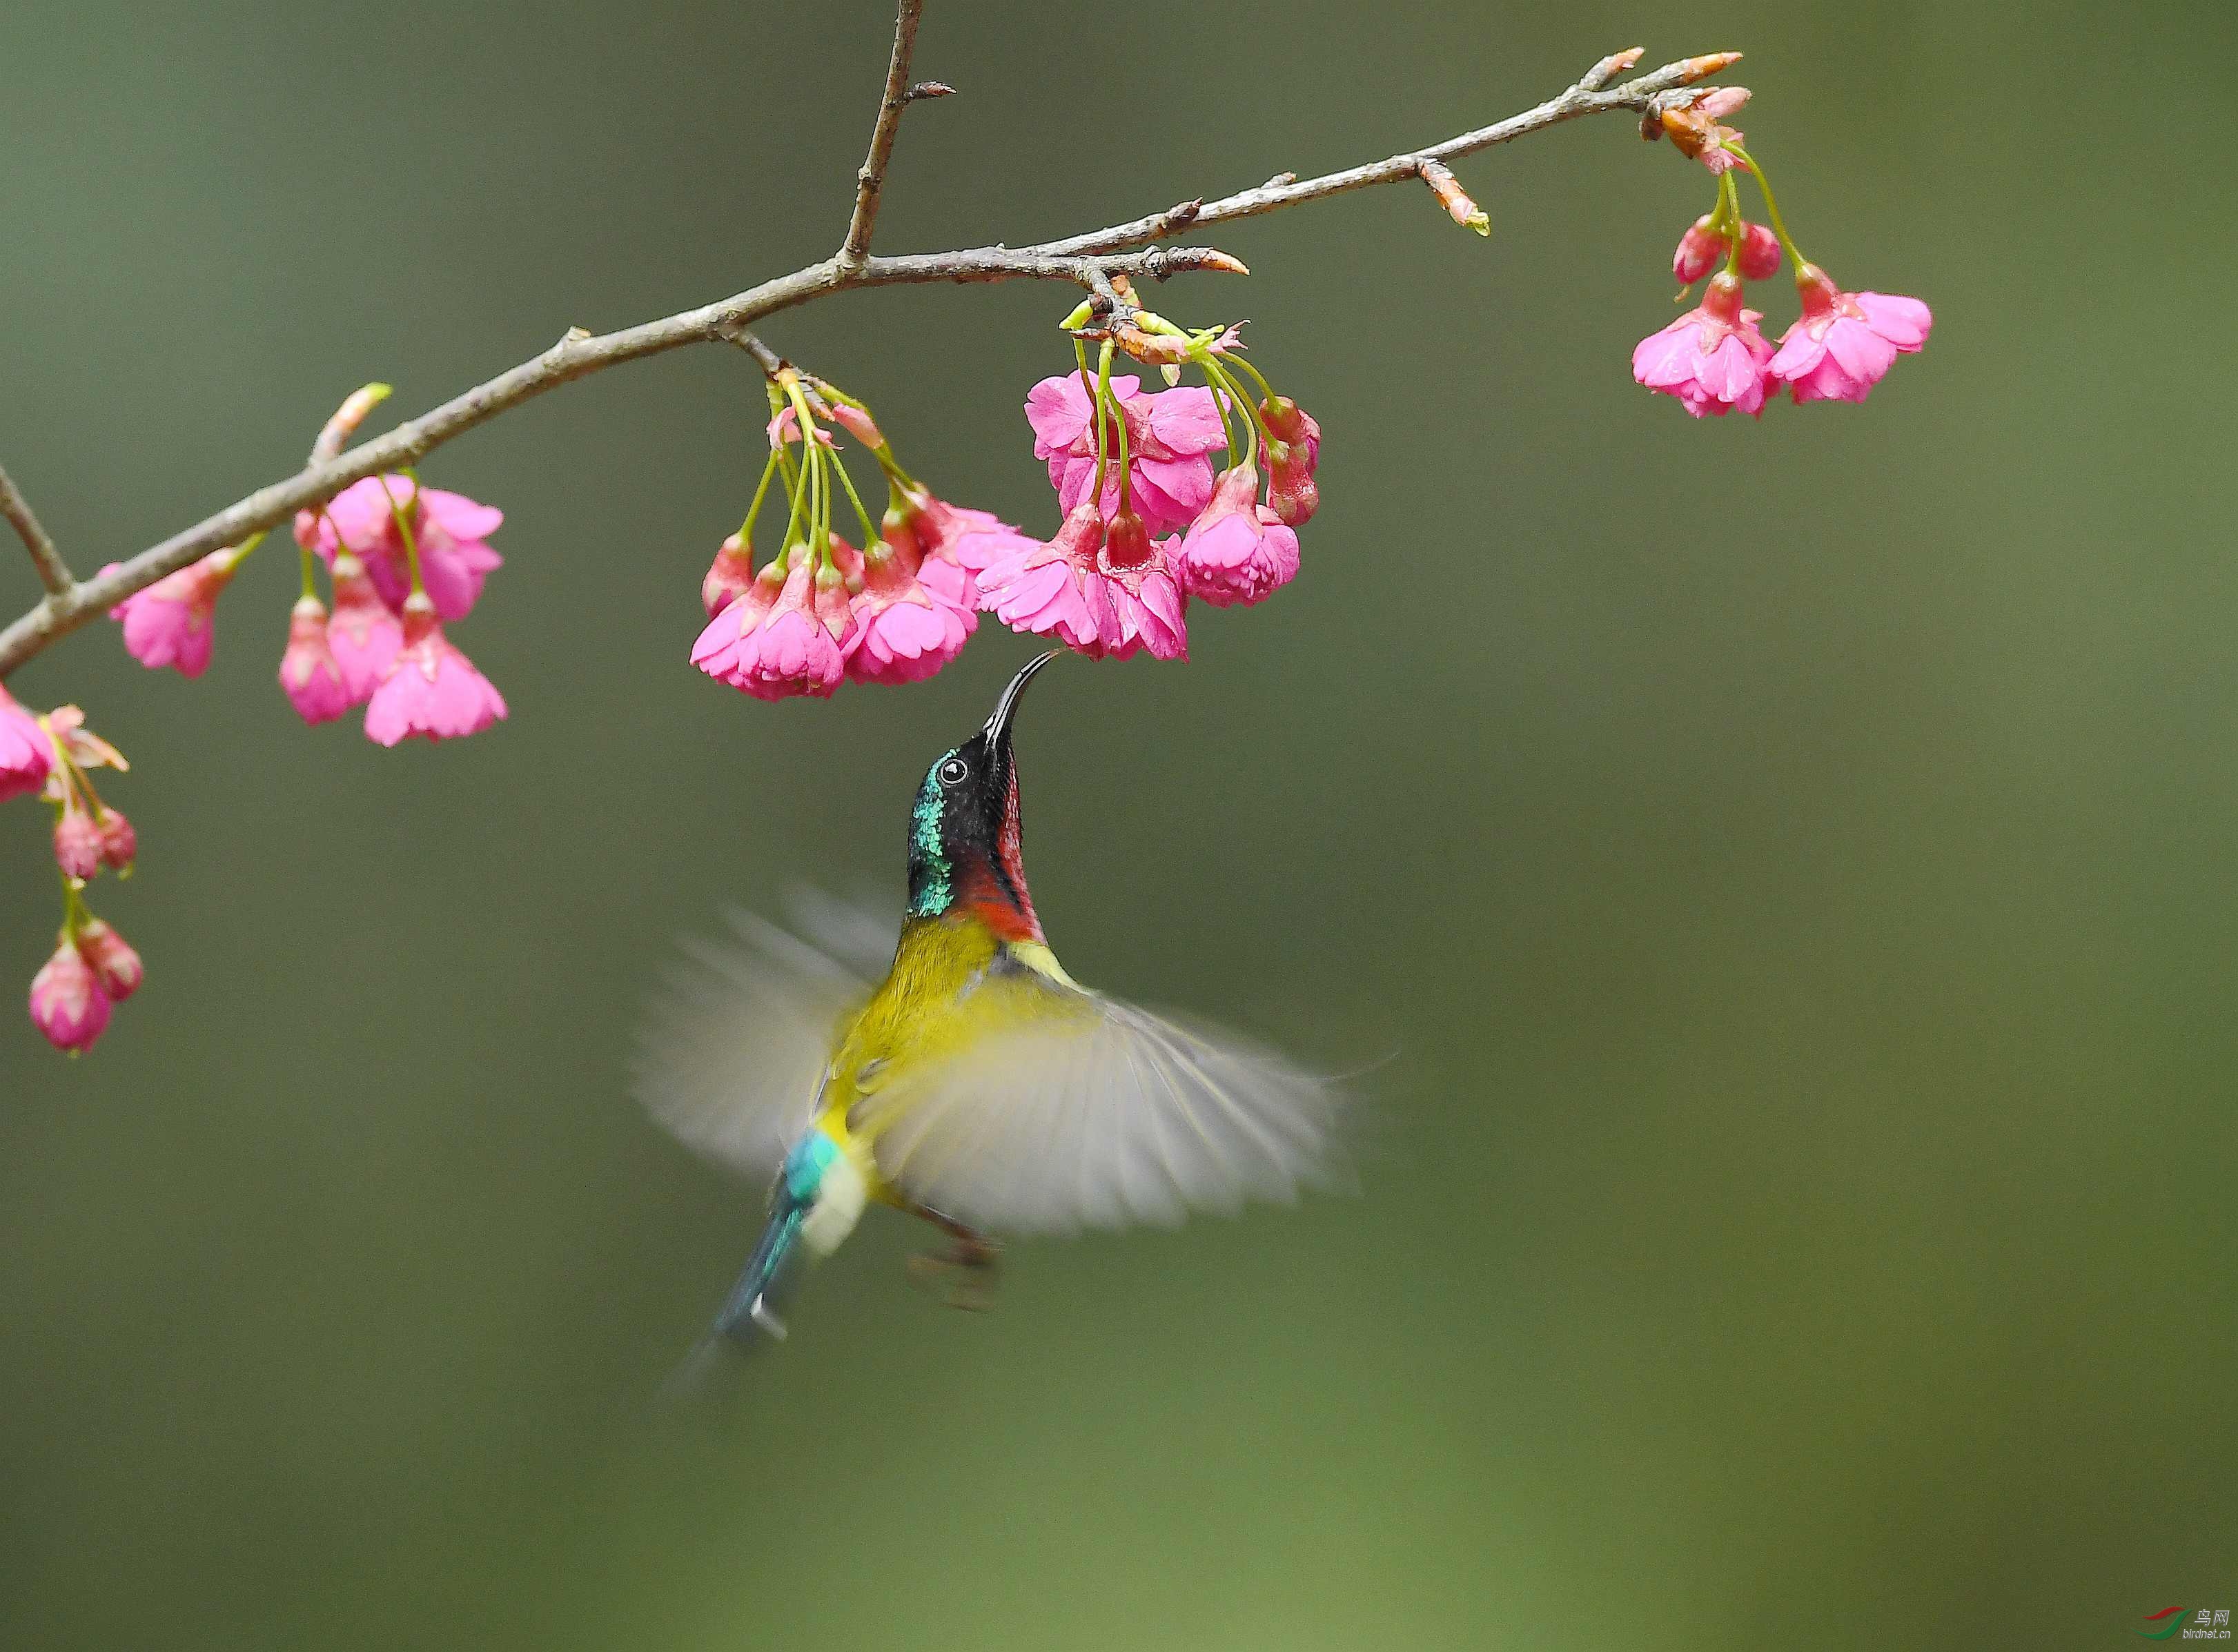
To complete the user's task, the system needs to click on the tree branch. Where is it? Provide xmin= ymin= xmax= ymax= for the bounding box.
xmin=0 ymin=463 xmax=74 ymax=599
xmin=839 ymin=0 xmax=926 ymax=269
xmin=0 ymin=46 xmax=1731 ymax=681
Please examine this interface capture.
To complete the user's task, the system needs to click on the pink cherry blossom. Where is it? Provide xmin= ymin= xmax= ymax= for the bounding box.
xmin=96 ymin=807 xmax=135 ymax=872
xmin=977 ymin=505 xmax=1188 ymax=660
xmin=1024 ymin=373 xmax=1222 ymax=535
xmin=845 ymin=541 xmax=973 ymax=685
xmin=1090 ymin=513 xmax=1188 ymax=660
xmin=691 ymin=561 xmax=784 ymax=682
xmin=975 ymin=504 xmax=1103 ymax=652
xmin=74 ymin=918 xmax=142 ymax=1002
xmin=1632 ymin=272 xmax=1775 ymax=418
xmin=692 ymin=559 xmax=850 ymax=700
xmin=363 ymin=594 xmax=508 ymax=745
xmin=893 ymin=489 xmax=1039 ymax=604
xmin=325 ymin=552 xmax=404 ymax=705
xmin=107 ymin=551 xmax=237 ymax=677
xmin=53 ymin=809 xmax=101 ymax=879
xmin=29 ymin=936 xmax=109 ymax=1053
xmin=1175 ymin=462 xmax=1302 ymax=608
xmin=298 ymin=475 xmax=502 ymax=621
xmin=703 ymin=532 xmax=757 ymax=619
xmin=1767 ymin=264 xmax=1932 ymax=404
xmin=278 ymin=596 xmax=352 ymax=725
xmin=0 ymin=686 xmax=51 ymax=803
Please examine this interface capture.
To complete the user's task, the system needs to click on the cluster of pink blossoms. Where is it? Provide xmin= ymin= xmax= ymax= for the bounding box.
xmin=101 ymin=402 xmax=507 ymax=747
xmin=1632 ymin=85 xmax=1931 ymax=417
xmin=691 ymin=325 xmax=1317 ymax=699
xmin=3 ymin=691 xmax=142 ymax=1052
xmin=19 ymin=392 xmax=512 ymax=1052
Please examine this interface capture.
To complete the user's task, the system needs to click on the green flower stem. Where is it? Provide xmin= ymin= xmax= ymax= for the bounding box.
xmin=738 ymin=447 xmax=782 ymax=545
xmin=774 ymin=425 xmax=816 ymax=560
xmin=1098 ymin=340 xmax=1128 ymax=511
xmin=1718 ymin=170 xmax=1745 ymax=278
xmin=376 ymin=480 xmax=424 ymax=597
xmin=1220 ymin=350 xmax=1278 ymax=409
xmin=59 ymin=867 xmax=90 ymax=934
xmin=298 ymin=544 xmax=320 ymax=602
xmin=1731 ymin=147 xmax=1807 ymax=271
xmin=1079 ymin=340 xmax=1108 ymax=508
xmin=828 ymin=443 xmax=881 ymax=548
xmin=780 ymin=378 xmax=832 ymax=571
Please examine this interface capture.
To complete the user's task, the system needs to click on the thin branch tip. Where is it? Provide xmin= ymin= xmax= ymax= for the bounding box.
xmin=0 ymin=464 xmax=73 ymax=598
xmin=839 ymin=0 xmax=927 ymax=264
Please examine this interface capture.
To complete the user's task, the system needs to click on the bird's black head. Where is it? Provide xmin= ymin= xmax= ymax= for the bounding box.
xmin=906 ymin=651 xmax=1059 ymax=938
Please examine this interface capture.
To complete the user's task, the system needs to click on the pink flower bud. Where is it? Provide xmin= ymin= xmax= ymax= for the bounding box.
xmin=1266 ymin=444 xmax=1319 ymax=526
xmin=53 ymin=809 xmax=102 ymax=880
xmin=279 ymin=596 xmax=352 ymax=725
xmin=74 ymin=918 xmax=142 ymax=1002
xmin=1673 ymin=217 xmax=1778 ymax=285
xmin=703 ymin=532 xmax=756 ymax=620
xmin=96 ymin=807 xmax=136 ymax=872
xmin=1738 ymin=222 xmax=1780 ymax=280
xmin=1673 ymin=215 xmax=1725 ymax=284
xmin=828 ymin=403 xmax=884 ymax=448
xmin=29 ymin=936 xmax=110 ymax=1053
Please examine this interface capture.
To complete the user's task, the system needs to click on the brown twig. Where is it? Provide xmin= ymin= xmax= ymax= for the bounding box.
xmin=0 ymin=37 xmax=1732 ymax=680
xmin=0 ymin=462 xmax=72 ymax=599
xmin=840 ymin=0 xmax=926 ymax=269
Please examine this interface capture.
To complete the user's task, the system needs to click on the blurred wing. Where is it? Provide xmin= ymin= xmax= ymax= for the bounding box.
xmin=778 ymin=883 xmax=901 ymax=979
xmin=858 ymin=970 xmax=1345 ymax=1235
xmin=631 ymin=906 xmax=874 ymax=1181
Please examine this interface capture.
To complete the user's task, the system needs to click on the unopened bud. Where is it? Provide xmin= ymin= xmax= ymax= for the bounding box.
xmin=1673 ymin=215 xmax=1726 ymax=284
xmin=96 ymin=807 xmax=135 ymax=874
xmin=1679 ymin=52 xmax=1744 ymax=83
xmin=312 ymin=382 xmax=393 ymax=462
xmin=54 ymin=810 xmax=102 ymax=881
xmin=703 ymin=532 xmax=756 ymax=620
xmin=1738 ymin=221 xmax=1781 ymax=280
xmin=829 ymin=403 xmax=884 ymax=449
xmin=74 ymin=918 xmax=143 ymax=1002
xmin=1419 ymin=159 xmax=1490 ymax=236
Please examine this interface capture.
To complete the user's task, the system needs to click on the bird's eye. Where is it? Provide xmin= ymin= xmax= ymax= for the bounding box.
xmin=937 ymin=756 xmax=970 ymax=787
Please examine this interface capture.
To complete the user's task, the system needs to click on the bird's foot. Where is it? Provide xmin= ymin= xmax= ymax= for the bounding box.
xmin=907 ymin=1232 xmax=1002 ymax=1313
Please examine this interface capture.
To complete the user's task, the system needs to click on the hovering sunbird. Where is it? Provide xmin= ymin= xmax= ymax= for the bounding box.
xmin=635 ymin=650 xmax=1346 ymax=1359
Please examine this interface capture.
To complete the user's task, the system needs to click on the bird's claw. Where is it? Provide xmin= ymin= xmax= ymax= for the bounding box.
xmin=907 ymin=1235 xmax=1002 ymax=1312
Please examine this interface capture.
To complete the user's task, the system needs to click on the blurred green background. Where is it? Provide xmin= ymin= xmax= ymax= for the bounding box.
xmin=3 ymin=0 xmax=2232 ymax=1646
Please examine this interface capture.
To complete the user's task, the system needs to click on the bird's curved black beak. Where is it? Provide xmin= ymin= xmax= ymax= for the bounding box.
xmin=982 ymin=649 xmax=1061 ymax=753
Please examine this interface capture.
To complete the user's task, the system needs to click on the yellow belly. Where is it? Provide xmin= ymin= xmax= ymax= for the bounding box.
xmin=812 ymin=913 xmax=1086 ymax=1208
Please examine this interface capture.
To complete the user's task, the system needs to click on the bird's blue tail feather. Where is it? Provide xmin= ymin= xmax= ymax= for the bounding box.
xmin=656 ymin=1201 xmax=809 ymax=1400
